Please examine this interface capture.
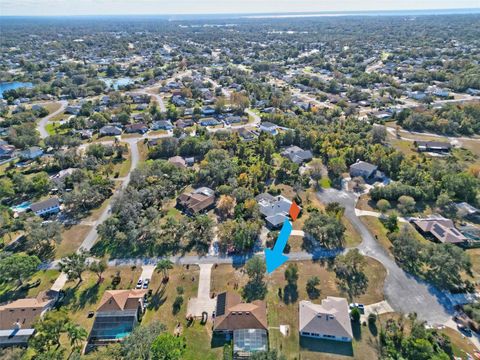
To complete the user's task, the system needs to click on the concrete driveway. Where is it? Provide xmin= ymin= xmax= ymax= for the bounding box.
xmin=187 ymin=264 xmax=216 ymax=318
xmin=140 ymin=265 xmax=155 ymax=282
xmin=317 ymin=188 xmax=454 ymax=325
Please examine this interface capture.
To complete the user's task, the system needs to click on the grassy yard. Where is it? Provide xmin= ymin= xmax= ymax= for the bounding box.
xmin=440 ymin=327 xmax=479 ymax=359
xmin=265 ymin=259 xmax=386 ymax=359
xmin=137 ymin=140 xmax=149 ymax=162
xmin=359 ymin=216 xmax=394 ymax=256
xmin=388 ymin=138 xmax=417 ymax=157
xmin=356 ymin=194 xmax=376 ymax=212
xmin=141 ymin=265 xmax=223 ymax=359
xmin=41 ymin=102 xmax=62 ymax=114
xmin=0 ymin=269 xmax=59 ymax=303
xmin=467 ymin=248 xmax=480 ymax=280
xmin=343 ymin=217 xmax=362 ymax=248
xmin=210 ymin=259 xmax=386 ymax=359
xmin=55 ymin=224 xmax=93 ymax=259
xmin=46 ymin=122 xmax=68 ymax=135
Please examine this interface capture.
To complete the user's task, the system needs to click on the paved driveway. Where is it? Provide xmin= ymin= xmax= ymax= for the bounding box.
xmin=187 ymin=264 xmax=216 ymax=318
xmin=317 ymin=188 xmax=453 ymax=325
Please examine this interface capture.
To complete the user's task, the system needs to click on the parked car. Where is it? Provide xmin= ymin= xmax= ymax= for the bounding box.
xmin=136 ymin=278 xmax=143 ymax=289
xmin=457 ymin=323 xmax=472 ymax=336
xmin=143 ymin=279 xmax=150 ymax=289
xmin=349 ymin=303 xmax=365 ymax=313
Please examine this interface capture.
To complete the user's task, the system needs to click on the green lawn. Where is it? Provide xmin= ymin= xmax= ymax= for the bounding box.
xmin=0 ymin=269 xmax=59 ymax=303
xmin=46 ymin=122 xmax=68 ymax=135
xmin=264 ymin=260 xmax=386 ymax=359
xmin=319 ymin=178 xmax=332 ymax=188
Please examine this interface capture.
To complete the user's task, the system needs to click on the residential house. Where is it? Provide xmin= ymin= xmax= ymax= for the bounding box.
xmin=176 ymin=187 xmax=215 ymax=216
xmin=414 ymin=141 xmax=451 ymax=153
xmin=349 ymin=160 xmax=382 ymax=181
xmin=259 ymin=122 xmax=278 ymax=136
xmin=0 ymin=292 xmax=56 ymax=348
xmin=456 ymin=202 xmax=479 ymax=219
xmin=200 ymin=118 xmax=221 ymax=127
xmin=407 ymin=91 xmax=427 ymax=101
xmin=86 ymin=289 xmax=147 ymax=352
xmin=152 ymin=120 xmax=173 ymax=131
xmin=412 ymin=217 xmax=467 ymax=245
xmin=19 ymin=146 xmax=43 ymax=160
xmin=65 ymin=105 xmax=81 ymax=115
xmin=78 ymin=129 xmax=93 ymax=139
xmin=299 ymin=297 xmax=353 ymax=342
xmin=125 ymin=123 xmax=148 ymax=134
xmin=171 ymin=95 xmax=187 ymax=107
xmin=201 ymin=106 xmax=216 ymax=116
xmin=225 ymin=115 xmax=246 ymax=125
xmin=236 ymin=128 xmax=257 ymax=142
xmin=0 ymin=144 xmax=15 ymax=159
xmin=176 ymin=119 xmax=195 ymax=128
xmin=255 ymin=193 xmax=299 ymax=229
xmin=281 ymin=146 xmax=313 ymax=164
xmin=50 ymin=168 xmax=76 ymax=186
xmin=168 ymin=156 xmax=187 ymax=168
xmin=99 ymin=125 xmax=122 ymax=136
xmin=30 ymin=197 xmax=61 ymax=216
xmin=213 ymin=292 xmax=268 ymax=358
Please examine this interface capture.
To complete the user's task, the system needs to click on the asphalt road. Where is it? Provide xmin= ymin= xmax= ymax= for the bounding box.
xmin=316 ymin=188 xmax=453 ymax=324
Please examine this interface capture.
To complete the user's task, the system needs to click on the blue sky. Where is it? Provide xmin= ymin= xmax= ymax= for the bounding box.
xmin=1 ymin=0 xmax=479 ymax=16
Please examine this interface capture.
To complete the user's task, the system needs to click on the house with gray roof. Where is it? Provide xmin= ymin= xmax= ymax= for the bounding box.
xmin=414 ymin=141 xmax=451 ymax=153
xmin=281 ymin=146 xmax=313 ymax=164
xmin=299 ymin=297 xmax=353 ymax=342
xmin=19 ymin=146 xmax=43 ymax=160
xmin=30 ymin=197 xmax=60 ymax=216
xmin=255 ymin=193 xmax=299 ymax=229
xmin=259 ymin=122 xmax=278 ymax=136
xmin=349 ymin=160 xmax=382 ymax=181
xmin=412 ymin=217 xmax=467 ymax=245
xmin=99 ymin=125 xmax=122 ymax=136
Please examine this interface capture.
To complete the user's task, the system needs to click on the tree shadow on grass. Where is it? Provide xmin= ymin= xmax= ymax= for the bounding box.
xmin=148 ymin=284 xmax=167 ymax=311
xmin=77 ymin=282 xmax=100 ymax=309
xmin=352 ymin=321 xmax=362 ymax=341
xmin=283 ymin=284 xmax=298 ymax=304
xmin=368 ymin=321 xmax=378 ymax=337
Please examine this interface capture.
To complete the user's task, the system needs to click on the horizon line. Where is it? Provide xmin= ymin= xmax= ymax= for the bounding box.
xmin=1 ymin=7 xmax=479 ymax=18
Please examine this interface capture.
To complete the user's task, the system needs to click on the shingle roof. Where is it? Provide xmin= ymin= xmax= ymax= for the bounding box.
xmin=30 ymin=197 xmax=60 ymax=213
xmin=413 ymin=218 xmax=467 ymax=244
xmin=97 ymin=290 xmax=147 ymax=312
xmin=213 ymin=292 xmax=267 ymax=331
xmin=299 ymin=297 xmax=353 ymax=339
xmin=0 ymin=292 xmax=54 ymax=330
xmin=349 ymin=161 xmax=378 ymax=174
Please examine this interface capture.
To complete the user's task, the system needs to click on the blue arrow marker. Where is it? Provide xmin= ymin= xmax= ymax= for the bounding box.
xmin=265 ymin=220 xmax=292 ymax=274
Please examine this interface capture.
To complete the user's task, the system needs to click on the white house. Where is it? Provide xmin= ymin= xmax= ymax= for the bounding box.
xmin=299 ymin=297 xmax=353 ymax=342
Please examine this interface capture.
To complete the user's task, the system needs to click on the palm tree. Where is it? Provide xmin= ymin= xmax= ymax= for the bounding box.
xmin=155 ymin=259 xmax=173 ymax=281
xmin=65 ymin=322 xmax=87 ymax=357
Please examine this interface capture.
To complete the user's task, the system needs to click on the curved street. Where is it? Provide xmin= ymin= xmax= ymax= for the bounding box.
xmin=37 ymin=100 xmax=68 ymax=139
xmin=316 ymin=188 xmax=453 ymax=325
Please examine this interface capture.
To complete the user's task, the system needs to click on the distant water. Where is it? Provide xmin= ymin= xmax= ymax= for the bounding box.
xmin=0 ymin=81 xmax=33 ymax=99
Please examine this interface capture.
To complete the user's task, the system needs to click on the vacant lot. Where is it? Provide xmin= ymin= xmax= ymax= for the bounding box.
xmin=56 ymin=224 xmax=93 ymax=258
